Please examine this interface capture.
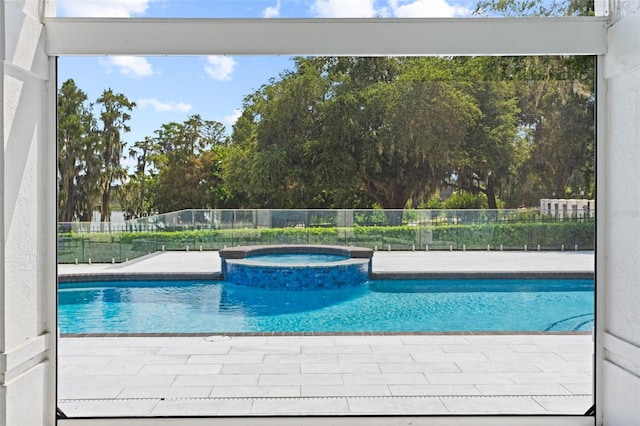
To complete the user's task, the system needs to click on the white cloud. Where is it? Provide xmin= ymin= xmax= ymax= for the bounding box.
xmin=388 ymin=0 xmax=471 ymax=17
xmin=309 ymin=0 xmax=471 ymax=18
xmin=138 ymin=98 xmax=192 ymax=113
xmin=99 ymin=56 xmax=155 ymax=79
xmin=204 ymin=56 xmax=237 ymax=81
xmin=263 ymin=0 xmax=281 ymax=18
xmin=58 ymin=0 xmax=159 ymax=17
xmin=311 ymin=0 xmax=378 ymax=17
xmin=224 ymin=109 xmax=243 ymax=127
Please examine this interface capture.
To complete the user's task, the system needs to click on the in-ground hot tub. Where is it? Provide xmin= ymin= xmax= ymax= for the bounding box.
xmin=219 ymin=245 xmax=374 ymax=290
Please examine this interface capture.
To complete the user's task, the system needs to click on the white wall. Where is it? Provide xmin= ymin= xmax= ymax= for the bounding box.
xmin=0 ymin=1 xmax=56 ymax=425
xmin=539 ymin=199 xmax=595 ymax=218
xmin=600 ymin=1 xmax=640 ymax=424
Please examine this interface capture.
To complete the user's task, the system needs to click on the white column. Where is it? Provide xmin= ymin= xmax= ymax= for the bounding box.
xmin=599 ymin=1 xmax=640 ymax=424
xmin=0 ymin=1 xmax=56 ymax=425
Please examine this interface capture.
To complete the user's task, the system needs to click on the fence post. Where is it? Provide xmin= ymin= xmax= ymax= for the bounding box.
xmin=343 ymin=222 xmax=346 ymax=246
xmin=306 ymin=210 xmax=309 ymax=245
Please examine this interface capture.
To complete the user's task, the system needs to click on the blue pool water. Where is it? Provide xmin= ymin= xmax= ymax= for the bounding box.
xmin=246 ymin=253 xmax=349 ymax=264
xmin=58 ymin=279 xmax=594 ymax=334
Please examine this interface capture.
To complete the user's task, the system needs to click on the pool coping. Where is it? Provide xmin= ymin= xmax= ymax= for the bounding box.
xmin=219 ymin=244 xmax=374 ymax=260
xmin=371 ymin=271 xmax=594 ymax=280
xmin=58 ymin=271 xmax=224 ymax=282
xmin=57 ymin=270 xmax=594 ymax=282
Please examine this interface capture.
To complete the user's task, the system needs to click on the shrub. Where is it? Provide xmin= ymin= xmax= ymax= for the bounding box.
xmin=444 ymin=192 xmax=488 ymax=209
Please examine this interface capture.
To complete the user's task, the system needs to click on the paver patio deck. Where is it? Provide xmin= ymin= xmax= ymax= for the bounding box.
xmin=58 ymin=249 xmax=594 ymax=276
xmin=58 ymin=251 xmax=594 ymax=417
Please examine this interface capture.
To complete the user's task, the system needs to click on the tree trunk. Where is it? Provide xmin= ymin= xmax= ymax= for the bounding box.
xmin=60 ymin=177 xmax=76 ymax=222
xmin=486 ymin=175 xmax=498 ymax=210
xmin=101 ymin=187 xmax=110 ymax=222
xmin=384 ymin=209 xmax=404 ymax=226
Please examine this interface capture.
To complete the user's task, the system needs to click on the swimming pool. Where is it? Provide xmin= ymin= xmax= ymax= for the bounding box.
xmin=57 ymin=278 xmax=593 ymax=334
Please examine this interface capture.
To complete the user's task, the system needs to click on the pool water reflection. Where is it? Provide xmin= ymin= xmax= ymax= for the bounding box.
xmin=58 ymin=278 xmax=594 ymax=334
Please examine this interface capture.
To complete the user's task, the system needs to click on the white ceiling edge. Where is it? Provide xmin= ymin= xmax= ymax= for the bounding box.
xmin=45 ymin=17 xmax=608 ymax=57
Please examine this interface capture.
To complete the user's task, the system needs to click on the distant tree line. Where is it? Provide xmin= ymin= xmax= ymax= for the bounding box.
xmin=57 ymin=2 xmax=596 ymax=223
xmin=58 ymin=83 xmax=135 ymax=222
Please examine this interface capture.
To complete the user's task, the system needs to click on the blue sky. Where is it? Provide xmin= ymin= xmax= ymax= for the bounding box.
xmin=57 ymin=0 xmax=476 ymax=170
xmin=56 ymin=0 xmax=476 ymax=19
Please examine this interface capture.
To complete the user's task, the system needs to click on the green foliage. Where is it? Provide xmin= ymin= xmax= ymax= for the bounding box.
xmin=57 ymin=79 xmax=99 ymax=222
xmin=474 ymin=0 xmax=594 ymax=17
xmin=121 ymin=115 xmax=232 ymax=216
xmin=443 ymin=192 xmax=489 ymax=209
xmin=453 ymin=58 xmax=521 ymax=209
xmin=432 ymin=220 xmax=594 ymax=250
xmin=60 ymin=53 xmax=595 ymax=214
xmin=96 ymin=89 xmax=136 ymax=222
xmin=323 ymin=57 xmax=481 ymax=209
xmin=224 ymin=57 xmax=367 ymax=209
xmin=421 ymin=193 xmax=445 ymax=209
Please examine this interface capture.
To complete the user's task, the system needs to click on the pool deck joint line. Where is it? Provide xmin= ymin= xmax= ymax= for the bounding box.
xmin=60 ymin=393 xmax=592 ymax=402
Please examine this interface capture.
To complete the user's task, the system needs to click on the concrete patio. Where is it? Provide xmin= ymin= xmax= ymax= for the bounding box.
xmin=58 ymin=251 xmax=594 ymax=417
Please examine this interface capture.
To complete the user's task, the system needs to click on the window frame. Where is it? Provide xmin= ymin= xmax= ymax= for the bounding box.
xmin=48 ymin=16 xmax=606 ymax=426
